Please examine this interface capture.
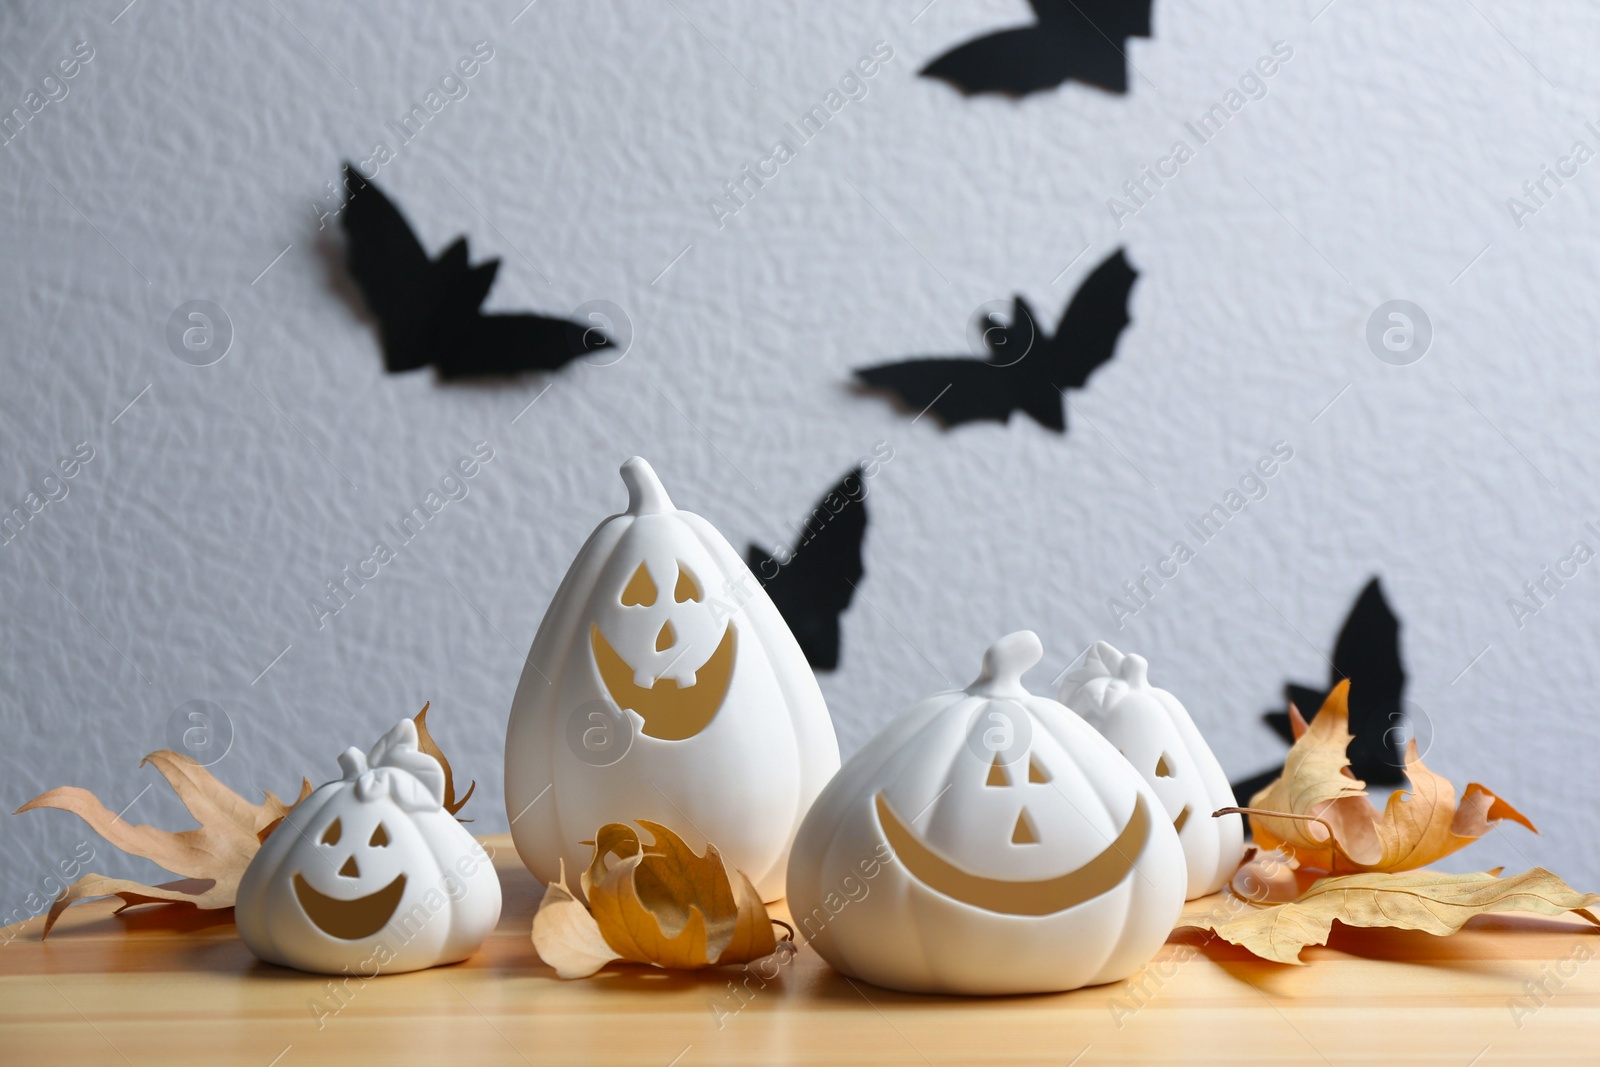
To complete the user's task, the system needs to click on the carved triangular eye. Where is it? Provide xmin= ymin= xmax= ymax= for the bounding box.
xmin=621 ymin=564 xmax=657 ymax=606
xmin=1028 ymin=755 xmax=1051 ymax=784
xmin=369 ymin=823 xmax=390 ymax=847
xmin=1012 ymin=810 xmax=1039 ymax=844
xmin=674 ymin=566 xmax=701 ymax=603
xmin=320 ymin=817 xmax=342 ymax=846
xmin=1155 ymin=754 xmax=1174 ymax=777
xmin=986 ymin=753 xmax=1010 ymax=787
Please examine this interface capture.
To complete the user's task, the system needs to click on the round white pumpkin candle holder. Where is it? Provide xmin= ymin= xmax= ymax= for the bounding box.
xmin=504 ymin=457 xmax=841 ymax=902
xmin=786 ymin=630 xmax=1186 ymax=995
xmin=1060 ymin=640 xmax=1245 ymax=900
xmin=236 ymin=719 xmax=502 ymax=975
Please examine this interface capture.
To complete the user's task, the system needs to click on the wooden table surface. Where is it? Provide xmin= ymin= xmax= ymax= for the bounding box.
xmin=3 ymin=834 xmax=1597 ymax=1066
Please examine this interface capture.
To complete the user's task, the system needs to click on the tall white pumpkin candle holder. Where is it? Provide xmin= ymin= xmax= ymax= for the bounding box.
xmin=505 ymin=457 xmax=841 ymax=902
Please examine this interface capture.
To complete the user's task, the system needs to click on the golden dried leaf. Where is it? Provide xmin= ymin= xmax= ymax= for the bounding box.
xmin=15 ymin=752 xmax=311 ymax=936
xmin=414 ymin=701 xmax=476 ymax=819
xmin=1181 ymin=868 xmax=1600 ymax=964
xmin=1244 ymin=680 xmax=1535 ymax=873
xmin=532 ymin=860 xmax=621 ymax=979
xmin=584 ymin=820 xmax=777 ymax=970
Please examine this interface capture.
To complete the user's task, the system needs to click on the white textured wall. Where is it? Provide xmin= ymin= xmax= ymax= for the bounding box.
xmin=4 ymin=0 xmax=1598 ymax=915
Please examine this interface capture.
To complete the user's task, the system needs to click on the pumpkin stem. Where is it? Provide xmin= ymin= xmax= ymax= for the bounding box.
xmin=969 ymin=631 xmax=1043 ymax=697
xmin=620 ymin=457 xmax=675 ymax=514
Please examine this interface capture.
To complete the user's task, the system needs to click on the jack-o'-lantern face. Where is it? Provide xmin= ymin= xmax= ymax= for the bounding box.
xmin=874 ymin=741 xmax=1153 ymax=917
xmin=591 ymin=559 xmax=735 ymax=741
xmin=291 ymin=796 xmax=422 ymax=940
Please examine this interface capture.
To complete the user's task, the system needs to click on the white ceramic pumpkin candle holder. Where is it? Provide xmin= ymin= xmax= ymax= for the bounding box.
xmin=1060 ymin=641 xmax=1244 ymax=900
xmin=786 ymin=631 xmax=1186 ymax=995
xmin=236 ymin=720 xmax=502 ymax=975
xmin=505 ymin=457 xmax=841 ymax=902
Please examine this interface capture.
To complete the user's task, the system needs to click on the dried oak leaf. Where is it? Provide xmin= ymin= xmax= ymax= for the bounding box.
xmin=1242 ymin=680 xmax=1535 ymax=873
xmin=1181 ymin=868 xmax=1600 ymax=964
xmin=414 ymin=701 xmax=475 ymax=819
xmin=15 ymin=751 xmax=311 ymax=937
xmin=530 ymin=860 xmax=621 ymax=979
xmin=532 ymin=820 xmax=780 ymax=978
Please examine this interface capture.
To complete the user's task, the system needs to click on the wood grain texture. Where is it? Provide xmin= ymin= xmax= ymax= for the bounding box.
xmin=2 ymin=835 xmax=1597 ymax=1066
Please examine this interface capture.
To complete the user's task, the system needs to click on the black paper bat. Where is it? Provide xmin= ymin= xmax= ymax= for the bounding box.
xmin=746 ymin=466 xmax=868 ymax=671
xmin=1231 ymin=577 xmax=1409 ymax=805
xmin=339 ymin=163 xmax=608 ymax=378
xmin=855 ymin=248 xmax=1135 ymax=432
xmin=920 ymin=0 xmax=1153 ymax=96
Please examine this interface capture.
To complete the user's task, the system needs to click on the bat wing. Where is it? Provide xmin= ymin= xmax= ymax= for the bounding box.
xmin=920 ymin=28 xmax=1077 ymax=96
xmin=746 ymin=466 xmax=869 ymax=670
xmin=1030 ymin=0 xmax=1152 ymax=92
xmin=1262 ymin=578 xmax=1408 ymax=785
xmin=856 ymin=357 xmax=1059 ymax=430
xmin=1329 ymin=578 xmax=1407 ymax=783
xmin=1043 ymin=247 xmax=1137 ymax=392
xmin=434 ymin=312 xmax=608 ymax=379
xmin=339 ymin=164 xmax=440 ymax=373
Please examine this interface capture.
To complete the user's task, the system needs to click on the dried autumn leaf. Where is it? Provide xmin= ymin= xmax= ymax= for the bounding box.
xmin=583 ymin=820 xmax=777 ymax=971
xmin=1181 ymin=868 xmax=1600 ymax=964
xmin=15 ymin=751 xmax=311 ymax=936
xmin=531 ymin=860 xmax=622 ymax=979
xmin=414 ymin=701 xmax=476 ymax=819
xmin=1242 ymin=680 xmax=1535 ymax=873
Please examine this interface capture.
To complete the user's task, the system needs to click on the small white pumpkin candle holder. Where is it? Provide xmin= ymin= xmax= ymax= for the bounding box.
xmin=1060 ymin=640 xmax=1245 ymax=899
xmin=236 ymin=720 xmax=502 ymax=975
xmin=786 ymin=631 xmax=1186 ymax=995
xmin=504 ymin=457 xmax=841 ymax=902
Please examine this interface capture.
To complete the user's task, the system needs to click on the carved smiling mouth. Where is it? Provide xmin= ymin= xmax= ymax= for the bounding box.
xmin=591 ymin=623 xmax=736 ymax=741
xmin=293 ymin=872 xmax=407 ymax=940
xmin=875 ymin=792 xmax=1153 ymax=916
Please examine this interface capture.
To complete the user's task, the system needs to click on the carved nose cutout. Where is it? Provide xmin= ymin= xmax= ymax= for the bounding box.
xmin=1155 ymin=754 xmax=1174 ymax=777
xmin=320 ymin=818 xmax=342 ymax=846
xmin=1012 ymin=809 xmax=1039 ymax=845
xmin=655 ymin=620 xmax=676 ymax=652
xmin=338 ymin=855 xmax=360 ymax=878
xmin=1172 ymin=804 xmax=1191 ymax=834
xmin=621 ymin=564 xmax=657 ymax=606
